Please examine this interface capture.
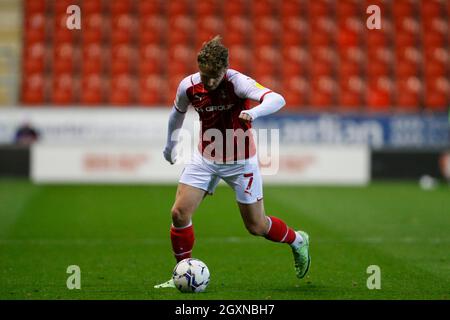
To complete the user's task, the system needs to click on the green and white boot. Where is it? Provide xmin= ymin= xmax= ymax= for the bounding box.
xmin=154 ymin=278 xmax=175 ymax=289
xmin=292 ymin=231 xmax=311 ymax=279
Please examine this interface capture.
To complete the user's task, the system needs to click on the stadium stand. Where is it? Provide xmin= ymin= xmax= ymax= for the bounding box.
xmin=20 ymin=0 xmax=449 ymax=111
xmin=0 ymin=0 xmax=21 ymax=105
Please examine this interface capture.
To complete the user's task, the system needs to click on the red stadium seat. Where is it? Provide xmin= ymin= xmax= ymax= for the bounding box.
xmin=25 ymin=13 xmax=47 ymax=42
xmin=54 ymin=15 xmax=76 ymax=43
xmin=309 ymin=0 xmax=330 ymax=18
xmin=110 ymin=0 xmax=134 ymax=16
xmin=194 ymin=0 xmax=219 ymax=16
xmin=281 ymin=61 xmax=307 ymax=78
xmin=395 ymin=16 xmax=421 ymax=34
xmin=281 ymin=17 xmax=308 ymax=43
xmin=228 ymin=45 xmax=252 ymax=73
xmin=423 ymin=32 xmax=446 ymax=48
xmin=253 ymin=17 xmax=280 ymax=46
xmin=340 ymin=60 xmax=361 ymax=77
xmin=137 ymin=0 xmax=162 ymax=16
xmin=81 ymin=43 xmax=105 ymax=75
xmin=111 ymin=44 xmax=137 ymax=75
xmin=196 ymin=16 xmax=224 ymax=48
xmin=168 ymin=0 xmax=190 ymax=17
xmin=310 ymin=60 xmax=334 ymax=77
xmin=367 ymin=47 xmax=394 ymax=77
xmin=310 ymin=76 xmax=337 ymax=109
xmin=337 ymin=28 xmax=360 ymax=48
xmin=83 ymin=0 xmax=103 ymax=14
xmin=253 ymin=0 xmax=277 ymax=17
xmin=138 ymin=75 xmax=165 ymax=106
xmin=140 ymin=60 xmax=164 ymax=77
xmin=310 ymin=31 xmax=333 ymax=47
xmin=395 ymin=77 xmax=422 ymax=111
xmin=139 ymin=44 xmax=167 ymax=76
xmin=366 ymin=77 xmax=394 ymax=112
xmin=339 ymin=46 xmax=364 ymax=65
xmin=424 ymin=76 xmax=449 ymax=111
xmin=280 ymin=0 xmax=303 ymax=18
xmin=368 ymin=46 xmax=395 ymax=63
xmin=81 ymin=13 xmax=105 ymax=44
xmin=197 ymin=15 xmax=224 ymax=35
xmin=424 ymin=62 xmax=447 ymax=79
xmin=422 ymin=16 xmax=447 ymax=34
xmin=51 ymin=74 xmax=77 ymax=105
xmin=367 ymin=60 xmax=391 ymax=78
xmin=337 ymin=0 xmax=360 ymax=17
xmin=339 ymin=91 xmax=362 ymax=111
xmin=169 ymin=44 xmax=195 ymax=68
xmin=282 ymin=76 xmax=309 ymax=105
xmin=393 ymin=0 xmax=416 ymax=18
xmin=366 ymin=30 xmax=390 ymax=49
xmin=167 ymin=61 xmax=190 ymax=79
xmin=253 ymin=63 xmax=277 ymax=80
xmin=167 ymin=29 xmax=192 ymax=46
xmin=24 ymin=0 xmax=46 ymax=14
xmin=253 ymin=45 xmax=281 ymax=65
xmin=223 ymin=31 xmax=247 ymax=47
xmin=309 ymin=46 xmax=336 ymax=77
xmin=53 ymin=42 xmax=77 ymax=74
xmin=111 ymin=14 xmax=136 ymax=45
xmin=337 ymin=17 xmax=364 ymax=48
xmin=338 ymin=75 xmax=365 ymax=110
xmin=23 ymin=42 xmax=48 ymax=74
xmin=109 ymin=74 xmax=136 ymax=106
xmin=422 ymin=0 xmax=443 ymax=18
xmin=80 ymin=74 xmax=104 ymax=105
xmin=22 ymin=73 xmax=47 ymax=104
xmin=139 ymin=15 xmax=167 ymax=45
xmin=281 ymin=31 xmax=306 ymax=47
xmin=282 ymin=46 xmax=309 ymax=64
xmin=395 ymin=46 xmax=422 ymax=77
xmin=395 ymin=31 xmax=419 ymax=47
xmin=396 ymin=61 xmax=420 ymax=78
xmin=223 ymin=16 xmax=251 ymax=45
xmin=223 ymin=0 xmax=248 ymax=17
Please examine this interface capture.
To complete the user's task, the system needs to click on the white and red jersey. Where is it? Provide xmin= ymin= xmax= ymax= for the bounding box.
xmin=174 ymin=69 xmax=272 ymax=163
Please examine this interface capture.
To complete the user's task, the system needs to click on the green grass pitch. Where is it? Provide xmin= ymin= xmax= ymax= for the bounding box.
xmin=0 ymin=179 xmax=449 ymax=300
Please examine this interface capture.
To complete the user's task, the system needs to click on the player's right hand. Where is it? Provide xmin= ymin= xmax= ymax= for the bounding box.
xmin=163 ymin=147 xmax=176 ymax=165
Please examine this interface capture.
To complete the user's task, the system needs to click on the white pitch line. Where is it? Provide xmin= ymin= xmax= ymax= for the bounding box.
xmin=0 ymin=237 xmax=449 ymax=246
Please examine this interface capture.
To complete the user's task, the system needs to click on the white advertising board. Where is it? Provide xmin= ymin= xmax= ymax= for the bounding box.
xmin=32 ymin=144 xmax=369 ymax=185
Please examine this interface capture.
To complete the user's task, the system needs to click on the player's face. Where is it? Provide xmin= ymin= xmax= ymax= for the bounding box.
xmin=199 ymin=66 xmax=226 ymax=91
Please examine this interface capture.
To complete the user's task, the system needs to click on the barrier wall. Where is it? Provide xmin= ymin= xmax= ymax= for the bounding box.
xmin=0 ymin=108 xmax=448 ymax=184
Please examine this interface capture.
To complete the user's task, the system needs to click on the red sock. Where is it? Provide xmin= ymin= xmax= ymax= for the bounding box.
xmin=170 ymin=223 xmax=195 ymax=262
xmin=264 ymin=216 xmax=296 ymax=244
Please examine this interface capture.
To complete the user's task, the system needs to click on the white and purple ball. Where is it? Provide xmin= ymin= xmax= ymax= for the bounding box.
xmin=172 ymin=258 xmax=210 ymax=293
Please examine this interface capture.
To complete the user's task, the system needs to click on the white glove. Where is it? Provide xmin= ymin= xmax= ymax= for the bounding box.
xmin=163 ymin=146 xmax=176 ymax=165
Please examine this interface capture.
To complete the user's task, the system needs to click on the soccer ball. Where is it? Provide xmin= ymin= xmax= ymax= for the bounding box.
xmin=172 ymin=258 xmax=210 ymax=293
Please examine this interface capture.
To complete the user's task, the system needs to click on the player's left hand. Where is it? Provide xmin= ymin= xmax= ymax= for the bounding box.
xmin=163 ymin=147 xmax=176 ymax=165
xmin=239 ymin=111 xmax=253 ymax=122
